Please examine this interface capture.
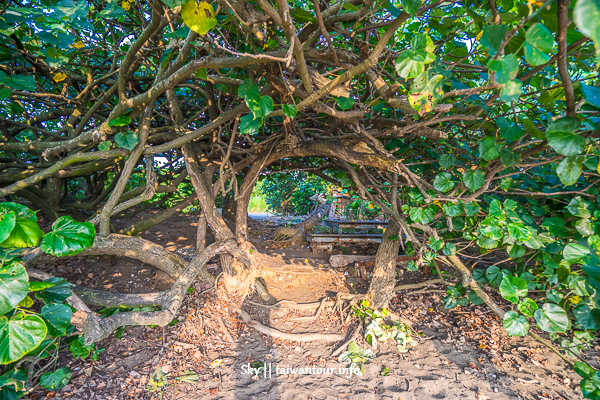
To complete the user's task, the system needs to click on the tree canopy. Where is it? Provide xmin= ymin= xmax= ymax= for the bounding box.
xmin=1 ymin=0 xmax=600 ymax=397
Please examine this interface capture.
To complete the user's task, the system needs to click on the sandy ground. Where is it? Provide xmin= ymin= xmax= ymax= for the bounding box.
xmin=33 ymin=210 xmax=589 ymax=400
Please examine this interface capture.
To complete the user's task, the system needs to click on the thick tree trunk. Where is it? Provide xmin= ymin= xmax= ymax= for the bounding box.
xmin=368 ymin=220 xmax=401 ymax=309
xmin=183 ymin=145 xmax=257 ymax=295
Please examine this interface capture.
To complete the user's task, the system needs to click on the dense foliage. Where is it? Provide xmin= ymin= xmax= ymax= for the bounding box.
xmin=0 ymin=0 xmax=599 ymax=397
xmin=259 ymin=172 xmax=332 ymax=215
xmin=0 ymin=202 xmax=97 ymax=397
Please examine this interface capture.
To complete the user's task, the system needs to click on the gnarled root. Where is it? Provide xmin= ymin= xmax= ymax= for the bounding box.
xmin=238 ymin=309 xmax=345 ymax=342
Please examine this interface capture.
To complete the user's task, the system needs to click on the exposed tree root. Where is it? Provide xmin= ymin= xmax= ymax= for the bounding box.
xmin=394 ymin=278 xmax=446 ymax=292
xmin=238 ymin=309 xmax=345 ymax=342
xmin=330 ymin=322 xmax=363 ymax=357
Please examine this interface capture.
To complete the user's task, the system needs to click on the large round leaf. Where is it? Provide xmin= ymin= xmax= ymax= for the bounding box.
xmin=503 ymin=311 xmax=529 ymax=336
xmin=433 ymin=172 xmax=455 ymax=192
xmin=0 ymin=262 xmax=29 ymax=315
xmin=0 ymin=218 xmax=44 ymax=248
xmin=0 ymin=313 xmax=47 ymax=364
xmin=534 ymin=303 xmax=570 ymax=333
xmin=563 ymin=243 xmax=590 ymax=263
xmin=546 ymin=131 xmax=585 ymax=156
xmin=463 ymin=169 xmax=485 ymax=191
xmin=41 ymin=304 xmax=72 ymax=336
xmin=499 ymin=275 xmax=528 ymax=303
xmin=40 ymin=216 xmax=95 ymax=257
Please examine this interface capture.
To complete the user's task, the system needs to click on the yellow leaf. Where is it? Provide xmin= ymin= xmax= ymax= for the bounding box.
xmin=53 ymin=72 xmax=67 ymax=82
xmin=569 ymin=296 xmax=581 ymax=305
xmin=122 ymin=1 xmax=131 ymax=10
xmin=181 ymin=0 xmax=217 ymax=35
xmin=368 ymin=203 xmax=374 ymax=209
xmin=71 ymin=40 xmax=85 ymax=49
xmin=210 ymin=359 xmax=223 ymax=368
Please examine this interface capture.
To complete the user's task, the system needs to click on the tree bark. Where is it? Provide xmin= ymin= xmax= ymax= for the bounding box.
xmin=368 ymin=219 xmax=401 ymax=309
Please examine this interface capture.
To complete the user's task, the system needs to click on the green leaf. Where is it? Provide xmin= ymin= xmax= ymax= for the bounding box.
xmin=573 ymin=305 xmax=600 ymax=329
xmin=567 ymin=197 xmax=591 ymax=218
xmin=428 ymin=236 xmax=444 ymax=251
xmin=40 ymin=367 xmax=71 ymax=391
xmin=433 ymin=172 xmax=455 ymax=192
xmin=0 ymin=313 xmax=47 ymax=364
xmin=546 ymin=119 xmax=584 ymax=156
xmin=282 ymin=104 xmax=298 ymax=119
xmin=465 ymin=201 xmax=481 ymax=216
xmin=41 ymin=304 xmax=72 ymax=336
xmin=581 ymin=83 xmax=600 ymax=108
xmin=0 ymin=203 xmax=37 ymax=222
xmin=507 ymin=222 xmax=531 ymax=241
xmin=442 ymin=242 xmax=457 ymax=256
xmin=574 ymin=361 xmax=596 ymax=379
xmin=486 ymin=265 xmax=505 ymax=286
xmin=411 ymin=33 xmax=436 ymax=63
xmin=566 ymin=196 xmax=592 ymax=218
xmin=534 ymin=303 xmax=570 ymax=333
xmin=0 ymin=262 xmax=29 ymax=315
xmin=580 ymin=373 xmax=600 ymax=400
xmin=4 ymin=75 xmax=36 ymax=91
xmin=394 ymin=50 xmax=423 ymax=78
xmin=467 ymin=291 xmax=484 ymax=305
xmin=487 ymin=54 xmax=518 ymax=84
xmin=524 ymin=23 xmax=554 ymax=66
xmin=114 ymin=131 xmax=139 ymax=150
xmin=526 ymin=23 xmax=554 ymax=52
xmin=254 ymin=96 xmax=274 ymax=117
xmin=69 ymin=337 xmax=90 ymax=360
xmin=463 ymin=169 xmax=485 ymax=191
xmin=503 ymin=310 xmax=529 ymax=336
xmin=478 ymin=137 xmax=500 ymax=161
xmin=0 ymin=211 xmax=15 ymax=244
xmin=576 ymin=219 xmax=594 ymax=237
xmin=239 ymin=113 xmax=262 ymax=134
xmin=574 ymin=0 xmax=600 ymax=58
xmin=408 ymin=207 xmax=435 ymax=224
xmin=442 ymin=202 xmax=463 ymax=217
xmin=335 ymin=96 xmax=355 ymax=111
xmin=41 ymin=216 xmax=95 ymax=257
xmin=34 ymin=278 xmax=71 ymax=304
xmin=181 ymin=0 xmax=217 ymax=35
xmin=499 ymin=275 xmax=528 ymax=303
xmin=401 ymin=0 xmax=422 ymax=16
xmin=481 ymin=24 xmax=508 ymax=55
xmin=556 ymin=156 xmax=583 ymax=186
xmin=439 ymin=154 xmax=456 ymax=169
xmin=518 ymin=298 xmax=538 ymax=317
xmin=107 ymin=115 xmax=131 ymax=127
xmin=524 ymin=42 xmax=550 ymax=66
xmin=0 ymin=218 xmax=43 ymax=248
xmin=500 ymin=148 xmax=521 ymax=166
xmin=563 ymin=243 xmax=590 ymax=263
xmin=500 ymin=80 xmax=522 ymax=103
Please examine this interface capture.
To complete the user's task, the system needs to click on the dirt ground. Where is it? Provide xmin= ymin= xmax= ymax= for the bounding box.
xmin=33 ymin=209 xmax=591 ymax=400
